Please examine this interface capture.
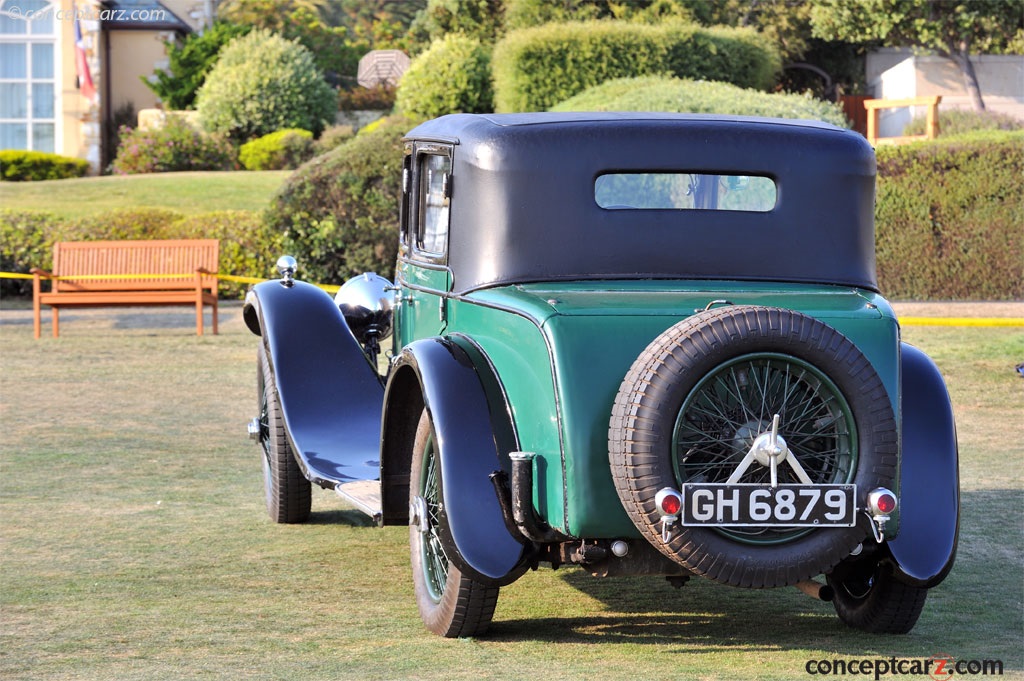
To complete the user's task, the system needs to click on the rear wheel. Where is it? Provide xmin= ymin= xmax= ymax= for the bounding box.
xmin=409 ymin=410 xmax=499 ymax=637
xmin=257 ymin=343 xmax=311 ymax=524
xmin=828 ymin=561 xmax=928 ymax=633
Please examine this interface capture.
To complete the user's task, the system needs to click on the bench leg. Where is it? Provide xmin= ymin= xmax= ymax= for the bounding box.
xmin=196 ymin=299 xmax=204 ymax=336
xmin=52 ymin=307 xmax=59 ymax=338
xmin=212 ymin=298 xmax=218 ymax=335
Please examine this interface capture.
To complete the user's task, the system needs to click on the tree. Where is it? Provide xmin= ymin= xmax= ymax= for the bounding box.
xmin=217 ymin=0 xmax=361 ymax=82
xmin=408 ymin=0 xmax=505 ymax=48
xmin=144 ymin=21 xmax=250 ymax=110
xmin=811 ymin=0 xmax=1024 ymax=111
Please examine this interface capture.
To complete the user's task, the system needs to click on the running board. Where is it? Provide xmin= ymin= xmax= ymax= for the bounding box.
xmin=335 ymin=480 xmax=383 ymax=526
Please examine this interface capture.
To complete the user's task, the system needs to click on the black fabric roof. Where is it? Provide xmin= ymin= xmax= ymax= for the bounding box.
xmin=405 ymin=113 xmax=878 ymax=295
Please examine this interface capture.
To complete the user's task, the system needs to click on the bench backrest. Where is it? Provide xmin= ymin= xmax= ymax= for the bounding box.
xmin=52 ymin=239 xmax=220 ymax=293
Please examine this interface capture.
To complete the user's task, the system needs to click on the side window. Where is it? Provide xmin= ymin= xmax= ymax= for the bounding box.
xmin=399 ymin=152 xmax=412 ymax=247
xmin=416 ymin=153 xmax=451 ymax=256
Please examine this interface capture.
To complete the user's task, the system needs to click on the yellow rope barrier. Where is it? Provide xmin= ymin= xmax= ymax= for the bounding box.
xmin=898 ymin=317 xmax=1024 ymax=327
xmin=1 ymin=271 xmax=1016 ymax=322
xmin=0 ymin=271 xmax=340 ymax=293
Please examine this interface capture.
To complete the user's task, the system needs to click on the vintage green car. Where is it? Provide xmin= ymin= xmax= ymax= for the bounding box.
xmin=243 ymin=113 xmax=959 ymax=638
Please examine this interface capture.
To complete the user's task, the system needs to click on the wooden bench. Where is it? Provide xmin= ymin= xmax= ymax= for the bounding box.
xmin=31 ymin=239 xmax=219 ymax=339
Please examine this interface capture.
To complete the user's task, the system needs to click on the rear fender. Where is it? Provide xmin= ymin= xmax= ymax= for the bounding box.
xmin=244 ymin=280 xmax=384 ymax=487
xmin=886 ymin=342 xmax=959 ymax=587
xmin=380 ymin=337 xmax=526 ymax=585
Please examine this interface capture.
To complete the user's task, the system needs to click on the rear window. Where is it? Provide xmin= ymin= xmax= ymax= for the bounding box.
xmin=595 ymin=173 xmax=777 ymax=212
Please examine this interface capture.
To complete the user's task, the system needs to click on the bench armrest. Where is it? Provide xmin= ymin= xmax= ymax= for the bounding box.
xmin=30 ymin=267 xmax=54 ymax=278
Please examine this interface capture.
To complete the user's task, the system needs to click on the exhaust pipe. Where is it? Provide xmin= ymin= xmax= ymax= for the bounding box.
xmin=796 ymin=579 xmax=834 ymax=601
xmin=508 ymin=452 xmax=562 ymax=543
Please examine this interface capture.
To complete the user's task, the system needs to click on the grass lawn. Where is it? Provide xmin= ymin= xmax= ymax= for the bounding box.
xmin=0 ymin=171 xmax=290 ymax=218
xmin=0 ymin=308 xmax=1021 ymax=680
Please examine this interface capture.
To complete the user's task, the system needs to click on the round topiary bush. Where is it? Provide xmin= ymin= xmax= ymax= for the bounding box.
xmin=396 ymin=34 xmax=492 ymax=120
xmin=239 ymin=129 xmax=314 ymax=170
xmin=551 ymin=76 xmax=849 ymax=127
xmin=196 ymin=28 xmax=336 ymax=141
xmin=265 ymin=116 xmax=418 ymax=285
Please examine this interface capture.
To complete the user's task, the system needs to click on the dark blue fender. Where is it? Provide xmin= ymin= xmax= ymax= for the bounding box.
xmin=382 ymin=337 xmax=526 ymax=585
xmin=244 ymin=280 xmax=383 ymax=487
xmin=886 ymin=342 xmax=959 ymax=587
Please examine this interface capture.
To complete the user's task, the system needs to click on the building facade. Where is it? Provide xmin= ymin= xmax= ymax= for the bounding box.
xmin=1 ymin=0 xmax=200 ymax=172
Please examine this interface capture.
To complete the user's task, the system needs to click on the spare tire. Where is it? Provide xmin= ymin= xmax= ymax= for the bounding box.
xmin=608 ymin=306 xmax=897 ymax=588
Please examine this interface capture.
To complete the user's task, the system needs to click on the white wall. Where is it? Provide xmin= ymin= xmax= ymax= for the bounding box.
xmin=868 ymin=49 xmax=1024 ymax=137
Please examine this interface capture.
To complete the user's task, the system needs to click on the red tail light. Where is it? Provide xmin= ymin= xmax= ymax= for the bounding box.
xmin=655 ymin=488 xmax=682 ymax=516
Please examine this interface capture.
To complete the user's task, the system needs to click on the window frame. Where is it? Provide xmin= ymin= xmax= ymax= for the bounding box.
xmin=0 ymin=1 xmax=59 ymax=153
xmin=409 ymin=144 xmax=453 ymax=264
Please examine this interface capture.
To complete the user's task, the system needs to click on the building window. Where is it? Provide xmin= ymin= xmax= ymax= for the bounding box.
xmin=1 ymin=0 xmax=57 ymax=152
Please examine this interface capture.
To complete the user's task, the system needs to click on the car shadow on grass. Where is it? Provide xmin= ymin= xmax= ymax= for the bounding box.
xmin=489 ymin=488 xmax=1022 ymax=668
xmin=307 ymin=509 xmax=379 ymax=527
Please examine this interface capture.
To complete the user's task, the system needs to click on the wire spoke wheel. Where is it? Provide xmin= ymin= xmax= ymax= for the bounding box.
xmin=409 ymin=410 xmax=499 ymax=637
xmin=609 ymin=306 xmax=898 ymax=588
xmin=418 ymin=432 xmax=449 ymax=602
xmin=673 ymin=353 xmax=857 ymax=543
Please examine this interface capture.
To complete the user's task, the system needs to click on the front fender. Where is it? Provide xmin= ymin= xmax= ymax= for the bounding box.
xmin=244 ymin=280 xmax=384 ymax=487
xmin=382 ymin=337 xmax=526 ymax=585
xmin=886 ymin=342 xmax=959 ymax=587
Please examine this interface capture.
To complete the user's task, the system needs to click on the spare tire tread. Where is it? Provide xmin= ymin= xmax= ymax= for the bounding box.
xmin=609 ymin=306 xmax=898 ymax=588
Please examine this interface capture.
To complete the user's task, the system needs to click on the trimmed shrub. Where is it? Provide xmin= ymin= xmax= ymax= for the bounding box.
xmin=60 ymin=208 xmax=186 ymax=241
xmin=903 ymin=108 xmax=1024 ymax=137
xmin=265 ymin=116 xmax=416 ymax=285
xmin=396 ymin=34 xmax=493 ymax=119
xmin=166 ymin=210 xmax=283 ymax=298
xmin=0 ymin=209 xmax=61 ymax=297
xmin=112 ymin=117 xmax=236 ymax=174
xmin=239 ymin=129 xmax=315 ymax=170
xmin=0 ymin=151 xmax=89 ymax=181
xmin=196 ymin=28 xmax=336 ymax=140
xmin=552 ymin=76 xmax=849 ymax=127
xmin=493 ymin=20 xmax=781 ymax=112
xmin=875 ymin=132 xmax=1023 ymax=300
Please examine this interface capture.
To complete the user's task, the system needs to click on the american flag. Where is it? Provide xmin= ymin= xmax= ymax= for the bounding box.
xmin=73 ymin=3 xmax=97 ymax=101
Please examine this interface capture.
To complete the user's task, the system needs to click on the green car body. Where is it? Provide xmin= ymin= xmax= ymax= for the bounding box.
xmin=246 ymin=113 xmax=958 ymax=639
xmin=418 ymin=279 xmax=902 ymax=539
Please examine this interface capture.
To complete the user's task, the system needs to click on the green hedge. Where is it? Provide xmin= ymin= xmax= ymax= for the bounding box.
xmin=0 ymin=208 xmax=280 ymax=299
xmin=0 ymin=151 xmax=90 ymax=181
xmin=239 ymin=129 xmax=314 ymax=171
xmin=6 ymin=130 xmax=1018 ymax=302
xmin=875 ymin=132 xmax=1023 ymax=300
xmin=492 ymin=20 xmax=781 ymax=112
xmin=265 ymin=116 xmax=415 ymax=286
xmin=396 ymin=34 xmax=493 ymax=119
xmin=551 ymin=76 xmax=849 ymax=126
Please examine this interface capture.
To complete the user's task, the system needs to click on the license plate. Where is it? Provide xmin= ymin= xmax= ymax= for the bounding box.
xmin=681 ymin=483 xmax=856 ymax=527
